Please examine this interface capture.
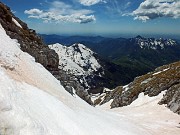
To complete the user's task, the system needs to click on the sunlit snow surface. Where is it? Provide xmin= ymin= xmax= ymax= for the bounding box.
xmin=99 ymin=92 xmax=180 ymax=135
xmin=49 ymin=43 xmax=101 ymax=76
xmin=0 ymin=24 xmax=180 ymax=135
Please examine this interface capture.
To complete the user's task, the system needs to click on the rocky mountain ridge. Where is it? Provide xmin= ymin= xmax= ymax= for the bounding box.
xmin=96 ymin=61 xmax=180 ymax=114
xmin=135 ymin=35 xmax=177 ymax=50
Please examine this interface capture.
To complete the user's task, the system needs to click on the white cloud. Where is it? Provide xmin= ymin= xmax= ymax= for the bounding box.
xmin=132 ymin=0 xmax=180 ymax=21
xmin=79 ymin=0 xmax=106 ymax=6
xmin=49 ymin=1 xmax=94 ymax=15
xmin=24 ymin=8 xmax=43 ymax=15
xmin=24 ymin=1 xmax=96 ymax=24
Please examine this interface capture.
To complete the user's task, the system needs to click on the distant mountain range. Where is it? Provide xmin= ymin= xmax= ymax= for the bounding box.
xmin=41 ymin=34 xmax=180 ymax=87
xmin=40 ymin=34 xmax=180 ymax=45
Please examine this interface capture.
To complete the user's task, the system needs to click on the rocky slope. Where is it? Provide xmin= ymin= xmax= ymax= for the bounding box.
xmin=96 ymin=61 xmax=180 ymax=114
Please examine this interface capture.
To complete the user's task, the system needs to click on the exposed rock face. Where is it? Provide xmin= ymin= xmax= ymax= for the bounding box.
xmin=51 ymin=69 xmax=93 ymax=105
xmin=159 ymin=84 xmax=180 ymax=114
xmin=99 ymin=61 xmax=180 ymax=114
xmin=0 ymin=2 xmax=59 ymax=71
xmin=0 ymin=2 xmax=92 ymax=104
xmin=99 ymin=86 xmax=123 ymax=105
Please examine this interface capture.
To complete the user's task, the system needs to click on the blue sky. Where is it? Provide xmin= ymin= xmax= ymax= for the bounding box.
xmin=1 ymin=0 xmax=180 ymax=37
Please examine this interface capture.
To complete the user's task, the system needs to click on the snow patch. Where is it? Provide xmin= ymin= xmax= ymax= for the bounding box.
xmin=153 ymin=68 xmax=170 ymax=75
xmin=99 ymin=91 xmax=180 ymax=135
xmin=141 ymin=78 xmax=152 ymax=84
xmin=123 ymin=84 xmax=129 ymax=91
xmin=12 ymin=17 xmax=22 ymax=28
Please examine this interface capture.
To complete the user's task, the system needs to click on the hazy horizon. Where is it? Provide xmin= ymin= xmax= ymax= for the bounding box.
xmin=40 ymin=33 xmax=180 ymax=39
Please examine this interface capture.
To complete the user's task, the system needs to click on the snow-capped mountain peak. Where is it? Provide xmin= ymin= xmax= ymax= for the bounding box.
xmin=136 ymin=36 xmax=177 ymax=50
xmin=49 ymin=43 xmax=101 ymax=76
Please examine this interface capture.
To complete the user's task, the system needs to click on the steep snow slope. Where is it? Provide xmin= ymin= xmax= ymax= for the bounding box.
xmin=0 ymin=24 xmax=152 ymax=135
xmin=99 ymin=92 xmax=180 ymax=135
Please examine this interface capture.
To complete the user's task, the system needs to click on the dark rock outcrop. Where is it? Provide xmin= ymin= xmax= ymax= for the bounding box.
xmin=159 ymin=83 xmax=180 ymax=114
xmin=51 ymin=69 xmax=93 ymax=105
